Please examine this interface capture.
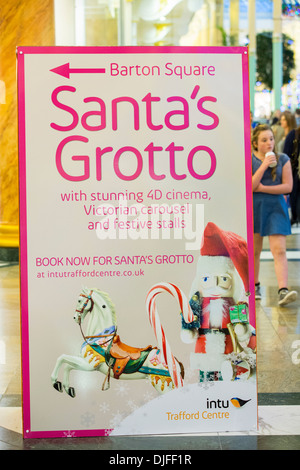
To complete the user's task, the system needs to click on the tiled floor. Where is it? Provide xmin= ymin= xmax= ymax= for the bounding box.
xmin=0 ymin=230 xmax=300 ymax=450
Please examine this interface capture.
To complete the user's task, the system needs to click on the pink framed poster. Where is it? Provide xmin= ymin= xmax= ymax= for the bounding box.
xmin=18 ymin=46 xmax=257 ymax=438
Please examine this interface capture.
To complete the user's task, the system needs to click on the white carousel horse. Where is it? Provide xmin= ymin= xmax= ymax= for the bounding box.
xmin=51 ymin=287 xmax=184 ymax=397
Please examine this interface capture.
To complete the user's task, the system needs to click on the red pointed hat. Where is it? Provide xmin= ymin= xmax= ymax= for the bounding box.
xmin=200 ymin=222 xmax=249 ymax=293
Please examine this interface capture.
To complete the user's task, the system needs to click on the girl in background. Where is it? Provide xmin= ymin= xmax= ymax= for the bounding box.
xmin=283 ymin=124 xmax=300 ymax=225
xmin=252 ymin=124 xmax=298 ymax=306
xmin=277 ymin=110 xmax=297 ymax=153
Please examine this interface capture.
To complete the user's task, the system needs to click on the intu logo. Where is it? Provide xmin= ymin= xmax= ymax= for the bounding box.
xmin=206 ymin=398 xmax=251 ymax=409
xmin=206 ymin=398 xmax=229 ymax=409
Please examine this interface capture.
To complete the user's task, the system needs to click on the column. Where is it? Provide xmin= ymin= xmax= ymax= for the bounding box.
xmin=208 ymin=0 xmax=224 ymax=46
xmin=118 ymin=0 xmax=133 ymax=46
xmin=230 ymin=0 xmax=240 ymax=46
xmin=272 ymin=0 xmax=283 ymax=110
xmin=75 ymin=0 xmax=86 ymax=46
xmin=54 ymin=0 xmax=75 ymax=45
xmin=215 ymin=0 xmax=224 ymax=46
xmin=248 ymin=0 xmax=256 ymax=112
xmin=208 ymin=0 xmax=217 ymax=45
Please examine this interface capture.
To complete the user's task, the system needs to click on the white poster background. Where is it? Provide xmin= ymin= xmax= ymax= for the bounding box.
xmin=18 ymin=47 xmax=256 ymax=437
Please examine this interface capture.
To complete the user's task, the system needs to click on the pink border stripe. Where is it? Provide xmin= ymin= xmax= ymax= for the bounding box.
xmin=17 ymin=45 xmax=247 ymax=55
xmin=241 ymin=50 xmax=256 ymax=327
xmin=17 ymin=50 xmax=31 ymax=436
xmin=241 ymin=52 xmax=257 ymax=426
xmin=17 ymin=46 xmax=255 ymax=439
xmin=24 ymin=428 xmax=110 ymax=439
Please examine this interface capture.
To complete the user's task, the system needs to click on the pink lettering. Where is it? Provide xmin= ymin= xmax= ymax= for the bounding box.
xmin=112 ymin=97 xmax=139 ymax=130
xmin=56 ymin=135 xmax=89 ymax=181
xmin=142 ymin=93 xmax=163 ymax=130
xmin=96 ymin=147 xmax=113 ymax=181
xmin=114 ymin=146 xmax=143 ymax=181
xmin=51 ymin=86 xmax=78 ymax=131
xmin=81 ymin=97 xmax=106 ymax=131
xmin=197 ymin=97 xmax=219 ymax=130
xmin=187 ymin=146 xmax=216 ymax=179
xmin=166 ymin=142 xmax=186 ymax=180
xmin=144 ymin=142 xmax=165 ymax=180
xmin=165 ymin=97 xmax=189 ymax=130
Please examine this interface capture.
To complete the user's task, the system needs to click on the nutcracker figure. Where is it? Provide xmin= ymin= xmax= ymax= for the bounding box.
xmin=181 ymin=222 xmax=256 ymax=382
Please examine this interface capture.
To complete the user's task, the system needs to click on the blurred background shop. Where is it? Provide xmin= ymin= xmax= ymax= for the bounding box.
xmin=0 ymin=0 xmax=299 ymax=255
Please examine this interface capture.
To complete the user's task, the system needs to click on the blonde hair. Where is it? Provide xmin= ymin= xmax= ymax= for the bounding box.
xmin=252 ymin=124 xmax=279 ymax=180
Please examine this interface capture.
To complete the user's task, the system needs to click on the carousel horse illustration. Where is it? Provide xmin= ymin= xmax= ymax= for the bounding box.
xmin=51 ymin=284 xmax=194 ymax=397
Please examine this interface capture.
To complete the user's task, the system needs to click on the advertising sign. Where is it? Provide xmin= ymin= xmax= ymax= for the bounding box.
xmin=18 ymin=46 xmax=257 ymax=438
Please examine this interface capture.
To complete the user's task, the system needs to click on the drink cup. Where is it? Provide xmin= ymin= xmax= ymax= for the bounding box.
xmin=265 ymin=151 xmax=277 ymax=168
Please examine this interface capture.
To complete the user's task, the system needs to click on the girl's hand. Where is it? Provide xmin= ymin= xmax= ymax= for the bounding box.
xmin=263 ymin=152 xmax=277 ymax=168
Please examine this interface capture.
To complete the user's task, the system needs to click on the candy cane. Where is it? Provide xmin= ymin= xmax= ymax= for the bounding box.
xmin=146 ymin=282 xmax=194 ymax=388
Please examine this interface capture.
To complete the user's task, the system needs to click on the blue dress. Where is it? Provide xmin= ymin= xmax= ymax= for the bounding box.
xmin=252 ymin=153 xmax=291 ymax=236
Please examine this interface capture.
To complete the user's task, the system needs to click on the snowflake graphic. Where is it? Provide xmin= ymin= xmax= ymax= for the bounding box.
xmin=143 ymin=389 xmax=156 ymax=402
xmin=63 ymin=430 xmax=76 ymax=438
xmin=115 ymin=381 xmax=130 ymax=395
xmin=109 ymin=410 xmax=124 ymax=428
xmin=99 ymin=401 xmax=110 ymax=414
xmin=127 ymin=399 xmax=138 ymax=412
xmin=81 ymin=411 xmax=95 ymax=428
xmin=197 ymin=381 xmax=215 ymax=391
